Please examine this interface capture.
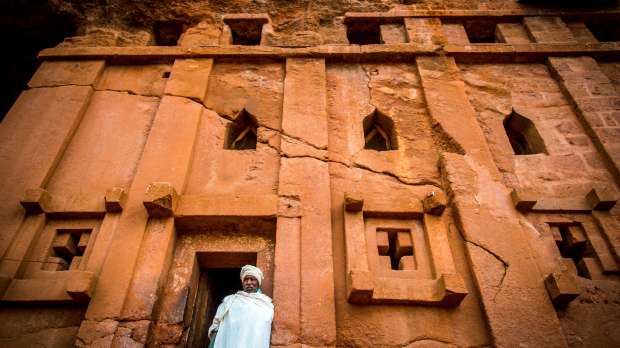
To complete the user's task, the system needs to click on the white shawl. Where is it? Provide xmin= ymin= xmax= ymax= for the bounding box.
xmin=208 ymin=290 xmax=274 ymax=348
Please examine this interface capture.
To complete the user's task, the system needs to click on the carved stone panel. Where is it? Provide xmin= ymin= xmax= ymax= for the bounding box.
xmin=343 ymin=191 xmax=467 ymax=306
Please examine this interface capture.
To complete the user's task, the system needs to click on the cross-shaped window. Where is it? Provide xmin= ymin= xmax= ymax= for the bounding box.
xmin=549 ymin=223 xmax=594 ymax=278
xmin=376 ymin=228 xmax=415 ymax=270
xmin=44 ymin=228 xmax=92 ymax=271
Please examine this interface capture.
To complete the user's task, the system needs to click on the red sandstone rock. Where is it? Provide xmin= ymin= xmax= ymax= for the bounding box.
xmin=0 ymin=3 xmax=619 ymax=348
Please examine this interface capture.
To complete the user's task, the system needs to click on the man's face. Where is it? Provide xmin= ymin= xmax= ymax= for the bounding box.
xmin=242 ymin=275 xmax=259 ymax=293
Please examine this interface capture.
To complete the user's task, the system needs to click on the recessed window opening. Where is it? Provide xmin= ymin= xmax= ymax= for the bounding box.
xmin=585 ymin=19 xmax=620 ymax=42
xmin=377 ymin=228 xmax=414 ymax=270
xmin=186 ymin=252 xmax=258 ymax=348
xmin=153 ymin=21 xmax=184 ymax=46
xmin=464 ymin=20 xmax=497 ymax=43
xmin=347 ymin=22 xmax=382 ymax=45
xmin=549 ymin=223 xmax=595 ymax=279
xmin=47 ymin=228 xmax=92 ymax=271
xmin=225 ymin=109 xmax=258 ymax=150
xmin=228 ymin=21 xmax=264 ymax=45
xmin=162 ymin=71 xmax=171 ymax=79
xmin=363 ymin=110 xmax=397 ymax=151
xmin=503 ymin=110 xmax=547 ymax=155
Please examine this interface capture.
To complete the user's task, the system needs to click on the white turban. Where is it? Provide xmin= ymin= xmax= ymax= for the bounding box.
xmin=240 ymin=265 xmax=263 ymax=286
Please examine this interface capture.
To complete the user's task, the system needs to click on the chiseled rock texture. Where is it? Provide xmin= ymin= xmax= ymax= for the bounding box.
xmin=1 ymin=1 xmax=620 ymax=348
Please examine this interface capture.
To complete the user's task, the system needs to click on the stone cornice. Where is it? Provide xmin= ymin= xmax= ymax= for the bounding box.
xmin=38 ymin=42 xmax=620 ymax=64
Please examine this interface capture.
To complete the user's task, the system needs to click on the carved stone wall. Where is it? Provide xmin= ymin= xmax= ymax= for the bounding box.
xmin=0 ymin=2 xmax=619 ymax=347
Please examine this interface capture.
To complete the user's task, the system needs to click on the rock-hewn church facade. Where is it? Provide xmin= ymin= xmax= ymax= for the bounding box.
xmin=0 ymin=1 xmax=619 ymax=347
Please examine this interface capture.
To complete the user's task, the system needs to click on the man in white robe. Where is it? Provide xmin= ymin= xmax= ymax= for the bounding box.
xmin=207 ymin=265 xmax=274 ymax=348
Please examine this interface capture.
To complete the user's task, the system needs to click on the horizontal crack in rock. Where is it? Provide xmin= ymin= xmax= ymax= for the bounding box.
xmin=352 ymin=161 xmax=441 ymax=187
xmin=93 ymin=87 xmax=161 ymax=99
xmin=401 ymin=335 xmax=453 ymax=347
xmin=30 ymin=83 xmax=93 ymax=89
xmin=163 ymin=92 xmax=204 ymax=105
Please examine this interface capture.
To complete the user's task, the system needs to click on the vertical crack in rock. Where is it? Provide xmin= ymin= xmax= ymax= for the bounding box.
xmin=361 ymin=64 xmax=378 ymax=111
xmin=465 ymin=239 xmax=510 ymax=302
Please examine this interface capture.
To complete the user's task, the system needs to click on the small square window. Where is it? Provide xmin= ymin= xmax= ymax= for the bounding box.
xmin=464 ymin=20 xmax=497 ymax=43
xmin=223 ymin=15 xmax=270 ymax=46
xmin=44 ymin=228 xmax=92 ymax=271
xmin=347 ymin=22 xmax=382 ymax=45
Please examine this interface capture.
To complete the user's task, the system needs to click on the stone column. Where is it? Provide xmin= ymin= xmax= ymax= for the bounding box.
xmin=76 ymin=85 xmax=203 ymax=347
xmin=271 ymin=216 xmax=301 ymax=346
xmin=275 ymin=58 xmax=336 ymax=347
xmin=112 ymin=59 xmax=213 ymax=346
xmin=417 ymin=55 xmax=568 ymax=347
xmin=495 ymin=23 xmax=532 ymax=44
xmin=404 ymin=18 xmax=447 ymax=47
xmin=0 ymin=61 xmax=103 ymax=260
xmin=416 ymin=56 xmax=497 ymax=172
xmin=523 ymin=17 xmax=577 ymax=44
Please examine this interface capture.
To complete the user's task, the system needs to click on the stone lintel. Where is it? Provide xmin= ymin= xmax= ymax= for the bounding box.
xmin=511 ymin=188 xmax=608 ymax=213
xmin=544 ymin=271 xmax=580 ymax=307
xmin=0 ymin=271 xmax=94 ymax=303
xmin=347 ymin=270 xmax=467 ymax=306
xmin=370 ymin=277 xmax=443 ymax=305
xmin=363 ymin=196 xmax=424 ymax=219
xmin=222 ymin=13 xmax=271 ymax=25
xmin=29 ymin=192 xmax=108 ymax=218
xmin=2 ymin=278 xmax=71 ymax=303
xmin=143 ymin=182 xmax=179 ymax=218
xmin=20 ymin=188 xmax=51 ymax=214
xmin=176 ymin=194 xmax=278 ymax=218
xmin=586 ymin=187 xmax=618 ymax=211
xmin=105 ymin=187 xmax=127 ymax=213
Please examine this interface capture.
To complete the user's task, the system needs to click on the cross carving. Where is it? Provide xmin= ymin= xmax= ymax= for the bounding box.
xmin=376 ymin=228 xmax=415 ymax=270
xmin=549 ymin=223 xmax=594 ymax=278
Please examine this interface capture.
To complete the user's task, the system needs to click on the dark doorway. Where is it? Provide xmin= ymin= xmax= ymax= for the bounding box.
xmin=188 ymin=268 xmax=242 ymax=348
xmin=186 ymin=251 xmax=258 ymax=348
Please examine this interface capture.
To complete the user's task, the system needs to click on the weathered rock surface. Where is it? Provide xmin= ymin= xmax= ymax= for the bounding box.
xmin=1 ymin=1 xmax=620 ymax=348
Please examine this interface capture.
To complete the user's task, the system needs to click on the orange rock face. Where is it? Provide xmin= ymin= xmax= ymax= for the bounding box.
xmin=1 ymin=1 xmax=620 ymax=348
